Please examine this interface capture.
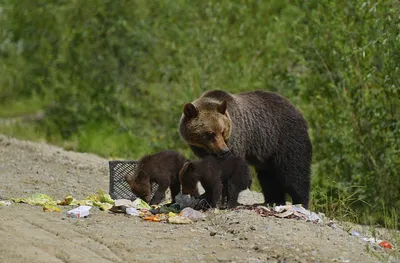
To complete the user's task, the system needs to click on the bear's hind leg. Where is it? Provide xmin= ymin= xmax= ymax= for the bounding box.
xmin=280 ymin=138 xmax=312 ymax=209
xmin=284 ymin=162 xmax=311 ymax=209
xmin=256 ymin=166 xmax=286 ymax=206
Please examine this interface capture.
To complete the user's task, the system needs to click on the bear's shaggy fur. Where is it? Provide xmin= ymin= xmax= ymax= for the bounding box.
xmin=179 ymin=153 xmax=251 ymax=209
xmin=179 ymin=90 xmax=312 ymax=208
xmin=125 ymin=150 xmax=196 ymax=205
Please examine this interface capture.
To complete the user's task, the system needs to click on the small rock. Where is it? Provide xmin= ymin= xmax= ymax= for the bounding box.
xmin=250 ymin=226 xmax=256 ymax=231
xmin=228 ymin=229 xmax=236 ymax=234
xmin=252 ymin=245 xmax=259 ymax=251
xmin=210 ymin=231 xmax=217 ymax=236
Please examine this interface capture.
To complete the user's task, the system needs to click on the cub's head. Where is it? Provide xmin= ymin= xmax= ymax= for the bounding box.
xmin=179 ymin=162 xmax=200 ymax=196
xmin=179 ymin=99 xmax=231 ymax=156
xmin=125 ymin=171 xmax=151 ymax=203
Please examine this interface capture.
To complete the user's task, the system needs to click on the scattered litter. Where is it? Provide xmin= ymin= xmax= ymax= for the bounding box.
xmin=114 ymin=199 xmax=133 ymax=207
xmin=275 ymin=210 xmax=294 ymax=218
xmin=99 ymin=203 xmax=113 ymax=211
xmin=11 ymin=190 xmax=116 ymax=212
xmin=58 ymin=195 xmax=74 ymax=206
xmin=143 ymin=213 xmax=170 ymax=222
xmin=43 ymin=205 xmax=61 ymax=213
xmin=0 ymin=200 xmax=11 ymax=206
xmin=168 ymin=212 xmax=177 ymax=217
xmin=273 ymin=205 xmax=287 ymax=213
xmin=12 ymin=193 xmax=58 ymax=206
xmin=349 ymin=230 xmax=393 ymax=250
xmin=179 ymin=207 xmax=206 ymax=221
xmin=175 ymin=193 xmax=198 ymax=209
xmin=67 ymin=206 xmax=92 ymax=218
xmin=126 ymin=207 xmax=139 ymax=216
xmin=233 ymin=203 xmax=324 ymax=224
xmin=257 ymin=206 xmax=271 ymax=212
xmin=110 ymin=199 xmax=136 ymax=213
xmin=333 ymin=257 xmax=350 ymax=262
xmin=378 ymin=240 xmax=392 ymax=249
xmin=160 ymin=203 xmax=182 ymax=214
xmin=132 ymin=198 xmax=151 ymax=210
xmin=362 ymin=237 xmax=393 ymax=249
xmin=167 ymin=216 xmax=193 ymax=224
xmin=327 ymin=221 xmax=337 ymax=229
xmin=80 ymin=190 xmax=115 ymax=208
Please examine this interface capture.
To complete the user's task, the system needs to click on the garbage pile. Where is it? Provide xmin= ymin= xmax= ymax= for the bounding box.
xmin=109 ymin=194 xmax=206 ymax=224
xmin=5 ymin=191 xmax=206 ymax=224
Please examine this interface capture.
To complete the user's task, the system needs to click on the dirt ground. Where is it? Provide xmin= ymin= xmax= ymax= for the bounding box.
xmin=0 ymin=134 xmax=397 ymax=263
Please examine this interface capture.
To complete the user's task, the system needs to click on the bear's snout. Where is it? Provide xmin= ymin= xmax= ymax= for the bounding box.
xmin=216 ymin=147 xmax=230 ymax=156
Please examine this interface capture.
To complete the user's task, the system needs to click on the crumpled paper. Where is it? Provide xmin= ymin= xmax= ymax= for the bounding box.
xmin=233 ymin=203 xmax=324 ymax=224
xmin=273 ymin=204 xmax=324 ymax=223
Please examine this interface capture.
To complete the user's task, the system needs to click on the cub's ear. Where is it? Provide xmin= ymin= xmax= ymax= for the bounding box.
xmin=182 ymin=161 xmax=195 ymax=172
xmin=135 ymin=170 xmax=146 ymax=182
xmin=183 ymin=103 xmax=198 ymax=119
xmin=218 ymin=100 xmax=227 ymax=114
xmin=187 ymin=162 xmax=195 ymax=172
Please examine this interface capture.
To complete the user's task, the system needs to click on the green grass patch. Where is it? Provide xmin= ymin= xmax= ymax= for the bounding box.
xmin=0 ymin=94 xmax=49 ymax=118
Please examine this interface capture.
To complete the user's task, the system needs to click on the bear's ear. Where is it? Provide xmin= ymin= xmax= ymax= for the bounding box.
xmin=184 ymin=161 xmax=195 ymax=172
xmin=183 ymin=103 xmax=199 ymax=119
xmin=218 ymin=100 xmax=227 ymax=114
xmin=136 ymin=170 xmax=146 ymax=182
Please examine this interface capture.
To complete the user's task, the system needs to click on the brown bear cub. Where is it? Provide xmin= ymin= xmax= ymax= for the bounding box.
xmin=179 ymin=90 xmax=312 ymax=208
xmin=125 ymin=150 xmax=198 ymax=205
xmin=179 ymin=153 xmax=251 ymax=209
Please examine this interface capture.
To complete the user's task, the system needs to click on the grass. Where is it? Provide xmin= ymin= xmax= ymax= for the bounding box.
xmin=0 ymin=94 xmax=49 ymax=118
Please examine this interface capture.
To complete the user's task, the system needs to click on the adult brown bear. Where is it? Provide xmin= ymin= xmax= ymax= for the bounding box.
xmin=178 ymin=90 xmax=312 ymax=208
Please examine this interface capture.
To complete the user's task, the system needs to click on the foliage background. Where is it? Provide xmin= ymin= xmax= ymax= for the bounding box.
xmin=0 ymin=0 xmax=399 ymax=227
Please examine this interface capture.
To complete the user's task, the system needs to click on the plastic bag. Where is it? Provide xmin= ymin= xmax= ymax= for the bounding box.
xmin=179 ymin=207 xmax=206 ymax=221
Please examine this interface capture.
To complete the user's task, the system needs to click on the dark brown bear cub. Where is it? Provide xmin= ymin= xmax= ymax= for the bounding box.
xmin=125 ymin=150 xmax=197 ymax=205
xmin=179 ymin=154 xmax=251 ymax=209
xmin=179 ymin=90 xmax=312 ymax=208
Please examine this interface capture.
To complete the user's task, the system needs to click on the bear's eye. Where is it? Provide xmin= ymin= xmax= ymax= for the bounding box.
xmin=205 ymin=132 xmax=216 ymax=141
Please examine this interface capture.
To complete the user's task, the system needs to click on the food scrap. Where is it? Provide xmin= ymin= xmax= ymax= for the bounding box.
xmin=43 ymin=205 xmax=61 ymax=213
xmin=11 ymin=190 xmax=116 ymax=213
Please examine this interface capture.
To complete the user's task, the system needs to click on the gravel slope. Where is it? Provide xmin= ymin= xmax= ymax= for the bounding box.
xmin=0 ymin=135 xmax=392 ymax=263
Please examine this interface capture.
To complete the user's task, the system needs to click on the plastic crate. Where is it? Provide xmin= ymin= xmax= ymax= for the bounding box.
xmin=108 ymin=160 xmax=160 ymax=201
